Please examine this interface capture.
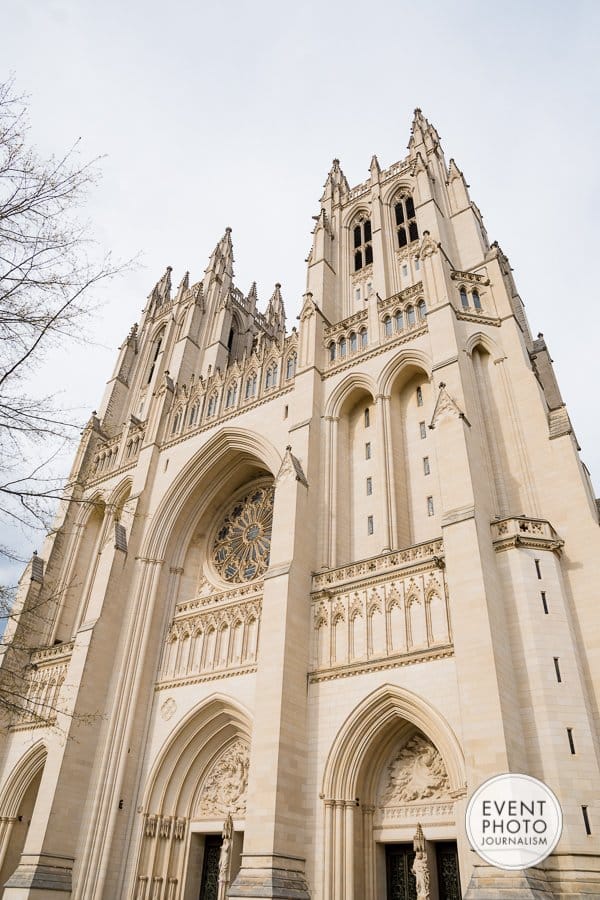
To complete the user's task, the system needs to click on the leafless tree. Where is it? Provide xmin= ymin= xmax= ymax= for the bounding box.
xmin=0 ymin=76 xmax=128 ymax=564
xmin=0 ymin=77 xmax=130 ymax=726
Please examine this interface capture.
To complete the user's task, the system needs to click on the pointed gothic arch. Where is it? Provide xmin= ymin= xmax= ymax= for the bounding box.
xmin=320 ymin=686 xmax=465 ymax=900
xmin=140 ymin=427 xmax=282 ymax=565
xmin=325 ymin=373 xmax=377 ymax=420
xmin=322 ymin=683 xmax=465 ymax=800
xmin=377 ymin=349 xmax=432 ymax=397
xmin=0 ymin=742 xmax=47 ymax=889
xmin=130 ymin=695 xmax=252 ymax=899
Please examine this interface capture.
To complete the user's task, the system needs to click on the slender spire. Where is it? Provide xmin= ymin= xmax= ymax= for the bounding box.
xmin=320 ymin=158 xmax=350 ymax=204
xmin=148 ymin=265 xmax=172 ymax=308
xmin=369 ymin=154 xmax=381 ymax=180
xmin=408 ymin=108 xmax=441 ymax=156
xmin=266 ymin=282 xmax=286 ymax=338
xmin=246 ymin=281 xmax=258 ymax=313
xmin=205 ymin=227 xmax=235 ymax=280
xmin=175 ymin=271 xmax=190 ymax=302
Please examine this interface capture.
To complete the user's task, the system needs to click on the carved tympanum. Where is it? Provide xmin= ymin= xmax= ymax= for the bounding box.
xmin=379 ymin=734 xmax=449 ymax=805
xmin=196 ymin=739 xmax=249 ymax=817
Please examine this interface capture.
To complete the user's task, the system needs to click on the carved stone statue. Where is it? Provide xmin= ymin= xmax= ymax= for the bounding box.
xmin=412 ymin=849 xmax=430 ymax=900
xmin=217 ymin=813 xmax=234 ymax=900
xmin=412 ymin=823 xmax=430 ymax=900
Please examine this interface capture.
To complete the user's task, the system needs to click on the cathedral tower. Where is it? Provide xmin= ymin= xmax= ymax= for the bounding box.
xmin=0 ymin=111 xmax=599 ymax=900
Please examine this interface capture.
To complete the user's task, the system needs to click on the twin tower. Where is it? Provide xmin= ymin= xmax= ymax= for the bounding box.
xmin=0 ymin=110 xmax=599 ymax=900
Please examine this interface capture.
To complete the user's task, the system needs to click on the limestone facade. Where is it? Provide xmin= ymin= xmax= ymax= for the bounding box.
xmin=0 ymin=109 xmax=599 ymax=899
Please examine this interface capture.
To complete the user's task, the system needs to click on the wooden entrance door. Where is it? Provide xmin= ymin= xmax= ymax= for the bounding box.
xmin=435 ymin=841 xmax=461 ymax=900
xmin=385 ymin=843 xmax=417 ymax=900
xmin=198 ymin=835 xmax=221 ymax=900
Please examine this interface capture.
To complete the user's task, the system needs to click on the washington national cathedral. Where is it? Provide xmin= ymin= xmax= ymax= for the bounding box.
xmin=1 ymin=109 xmax=600 ymax=900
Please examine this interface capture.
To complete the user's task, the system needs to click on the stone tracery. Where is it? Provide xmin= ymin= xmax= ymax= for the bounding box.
xmin=212 ymin=485 xmax=274 ymax=583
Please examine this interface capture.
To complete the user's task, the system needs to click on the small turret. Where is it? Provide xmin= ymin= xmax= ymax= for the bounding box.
xmin=148 ymin=266 xmax=172 ymax=309
xmin=175 ymin=271 xmax=190 ymax=303
xmin=408 ymin=108 xmax=441 ymax=156
xmin=246 ymin=282 xmax=258 ymax=314
xmin=266 ymin=283 xmax=286 ymax=340
xmin=205 ymin=227 xmax=235 ymax=284
xmin=369 ymin=154 xmax=381 ymax=182
xmin=320 ymin=158 xmax=350 ymax=207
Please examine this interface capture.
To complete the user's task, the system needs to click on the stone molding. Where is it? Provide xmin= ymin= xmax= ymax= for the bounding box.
xmin=313 ymin=539 xmax=443 ymax=592
xmin=309 ymin=645 xmax=453 ymax=683
xmin=156 ymin=664 xmax=257 ymax=692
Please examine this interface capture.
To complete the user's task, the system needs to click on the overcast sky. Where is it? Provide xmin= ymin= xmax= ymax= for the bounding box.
xmin=3 ymin=0 xmax=600 ymax=580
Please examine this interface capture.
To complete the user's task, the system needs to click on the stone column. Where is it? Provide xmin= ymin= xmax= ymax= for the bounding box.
xmin=228 ymin=448 xmax=312 ymax=899
xmin=362 ymin=806 xmax=375 ymax=900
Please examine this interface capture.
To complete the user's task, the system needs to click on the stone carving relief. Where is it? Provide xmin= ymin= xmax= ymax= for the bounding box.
xmin=379 ymin=734 xmax=450 ymax=805
xmin=196 ymin=739 xmax=249 ymax=817
xmin=160 ymin=697 xmax=177 ymax=721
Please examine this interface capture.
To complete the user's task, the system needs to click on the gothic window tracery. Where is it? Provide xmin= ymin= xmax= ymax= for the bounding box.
xmin=458 ymin=286 xmax=483 ymax=311
xmin=225 ymin=382 xmax=238 ymax=409
xmin=171 ymin=407 xmax=183 ymax=434
xmin=352 ymin=215 xmax=373 ymax=271
xmin=188 ymin=400 xmax=200 ymax=427
xmin=394 ymin=193 xmax=419 ymax=248
xmin=207 ymin=393 xmax=218 ymax=418
xmin=245 ymin=373 xmax=257 ymax=400
xmin=146 ymin=327 xmax=165 ymax=385
xmin=285 ymin=353 xmax=297 ymax=380
xmin=265 ymin=362 xmax=278 ymax=390
xmin=212 ymin=484 xmax=274 ymax=583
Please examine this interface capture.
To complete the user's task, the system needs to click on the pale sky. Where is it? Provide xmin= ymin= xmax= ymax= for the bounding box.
xmin=3 ymin=0 xmax=600 ymax=579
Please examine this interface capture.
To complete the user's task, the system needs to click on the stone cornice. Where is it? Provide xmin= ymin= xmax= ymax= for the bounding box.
xmin=308 ymin=644 xmax=453 ymax=683
xmin=450 ymin=269 xmax=488 ymax=285
xmin=454 ymin=309 xmax=500 ymax=327
xmin=156 ymin=664 xmax=257 ymax=691
xmin=312 ymin=539 xmax=444 ymax=593
xmin=377 ymin=282 xmax=424 ymax=313
xmin=324 ymin=308 xmax=368 ymax=340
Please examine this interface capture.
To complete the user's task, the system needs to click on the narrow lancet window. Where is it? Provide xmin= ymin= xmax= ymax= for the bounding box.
xmin=352 ymin=217 xmax=373 ymax=271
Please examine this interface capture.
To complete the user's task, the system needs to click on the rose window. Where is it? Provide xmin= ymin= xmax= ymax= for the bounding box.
xmin=212 ymin=484 xmax=274 ymax=583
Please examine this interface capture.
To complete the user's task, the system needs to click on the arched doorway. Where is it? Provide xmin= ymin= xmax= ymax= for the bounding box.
xmin=131 ymin=696 xmax=251 ymax=900
xmin=321 ymin=685 xmax=466 ymax=900
xmin=0 ymin=744 xmax=46 ymax=896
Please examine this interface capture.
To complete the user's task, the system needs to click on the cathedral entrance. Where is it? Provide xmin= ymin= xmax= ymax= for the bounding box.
xmin=385 ymin=844 xmax=416 ymax=900
xmin=384 ymin=840 xmax=460 ymax=900
xmin=198 ymin=835 xmax=222 ymax=900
